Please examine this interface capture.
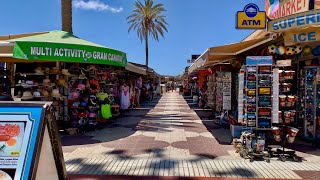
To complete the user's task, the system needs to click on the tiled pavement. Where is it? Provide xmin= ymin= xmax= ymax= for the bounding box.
xmin=62 ymin=92 xmax=320 ymax=179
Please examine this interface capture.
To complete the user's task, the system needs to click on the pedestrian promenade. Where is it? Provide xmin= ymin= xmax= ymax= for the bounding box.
xmin=62 ymin=92 xmax=320 ymax=179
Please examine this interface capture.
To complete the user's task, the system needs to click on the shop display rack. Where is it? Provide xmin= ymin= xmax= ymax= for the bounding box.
xmin=268 ymin=65 xmax=300 ymax=162
xmin=299 ymin=67 xmax=320 ymax=140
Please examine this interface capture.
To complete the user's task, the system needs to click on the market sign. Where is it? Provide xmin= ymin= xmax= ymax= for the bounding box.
xmin=265 ymin=0 xmax=310 ymax=19
xmin=236 ymin=3 xmax=266 ymax=29
xmin=267 ymin=9 xmax=320 ymax=33
xmin=284 ymin=27 xmax=320 ymax=45
xmin=13 ymin=41 xmax=127 ymax=67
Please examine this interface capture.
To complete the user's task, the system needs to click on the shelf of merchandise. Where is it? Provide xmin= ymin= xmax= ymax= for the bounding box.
xmin=300 ymin=66 xmax=320 ymax=139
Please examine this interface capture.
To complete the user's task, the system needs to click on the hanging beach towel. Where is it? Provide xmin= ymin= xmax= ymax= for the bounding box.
xmin=105 ymin=104 xmax=112 ymax=119
xmin=101 ymin=104 xmax=112 ymax=119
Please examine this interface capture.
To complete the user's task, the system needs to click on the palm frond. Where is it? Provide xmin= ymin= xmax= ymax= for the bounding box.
xmin=127 ymin=0 xmax=168 ymax=42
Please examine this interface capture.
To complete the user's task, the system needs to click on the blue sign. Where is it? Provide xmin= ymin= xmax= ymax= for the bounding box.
xmin=244 ymin=3 xmax=259 ymax=18
xmin=246 ymin=56 xmax=273 ymax=65
xmin=0 ymin=103 xmax=45 ymax=180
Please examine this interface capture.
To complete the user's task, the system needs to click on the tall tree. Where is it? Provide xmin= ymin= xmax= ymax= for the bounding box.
xmin=61 ymin=0 xmax=73 ymax=33
xmin=127 ymin=0 xmax=168 ymax=69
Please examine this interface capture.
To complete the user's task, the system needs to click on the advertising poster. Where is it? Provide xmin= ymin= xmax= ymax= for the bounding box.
xmin=0 ymin=104 xmax=44 ymax=180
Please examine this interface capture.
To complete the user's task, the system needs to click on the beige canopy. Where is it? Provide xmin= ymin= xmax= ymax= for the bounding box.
xmin=188 ymin=33 xmax=274 ymax=74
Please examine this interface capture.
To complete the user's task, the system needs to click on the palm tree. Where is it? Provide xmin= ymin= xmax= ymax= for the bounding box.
xmin=61 ymin=0 xmax=73 ymax=33
xmin=127 ymin=0 xmax=168 ymax=70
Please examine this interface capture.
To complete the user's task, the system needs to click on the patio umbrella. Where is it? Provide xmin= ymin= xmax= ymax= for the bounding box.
xmin=9 ymin=30 xmax=127 ymax=67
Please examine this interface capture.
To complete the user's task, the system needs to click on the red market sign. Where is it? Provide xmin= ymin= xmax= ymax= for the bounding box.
xmin=265 ymin=0 xmax=310 ymax=19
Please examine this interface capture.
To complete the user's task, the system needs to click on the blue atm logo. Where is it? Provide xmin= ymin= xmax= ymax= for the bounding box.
xmin=236 ymin=3 xmax=266 ymax=29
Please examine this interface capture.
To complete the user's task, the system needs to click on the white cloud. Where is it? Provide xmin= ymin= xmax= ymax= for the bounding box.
xmin=73 ymin=0 xmax=123 ymax=13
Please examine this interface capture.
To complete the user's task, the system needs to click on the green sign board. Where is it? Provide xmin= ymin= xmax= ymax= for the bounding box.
xmin=13 ymin=41 xmax=127 ymax=67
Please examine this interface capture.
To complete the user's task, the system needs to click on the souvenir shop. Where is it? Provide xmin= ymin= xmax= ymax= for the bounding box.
xmin=0 ymin=31 xmax=147 ymax=132
xmin=235 ymin=31 xmax=320 ymax=161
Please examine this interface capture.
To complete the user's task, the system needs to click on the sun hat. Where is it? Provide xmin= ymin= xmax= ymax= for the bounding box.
xmin=41 ymin=90 xmax=50 ymax=97
xmin=77 ymin=84 xmax=86 ymax=91
xmin=51 ymin=89 xmax=63 ymax=100
xmin=21 ymin=91 xmax=34 ymax=100
xmin=43 ymin=79 xmax=51 ymax=85
xmin=97 ymin=93 xmax=108 ymax=101
xmin=80 ymin=101 xmax=87 ymax=107
xmin=45 ymin=67 xmax=50 ymax=74
xmin=61 ymin=69 xmax=71 ymax=76
xmin=71 ymin=91 xmax=80 ymax=99
xmin=33 ymin=91 xmax=41 ymax=97
xmin=50 ymin=67 xmax=60 ymax=74
xmin=87 ymin=65 xmax=97 ymax=72
xmin=34 ymin=67 xmax=44 ymax=75
xmin=71 ymin=102 xmax=80 ymax=108
xmin=89 ymin=112 xmax=97 ymax=118
xmin=57 ymin=78 xmax=68 ymax=88
xmin=26 ymin=80 xmax=34 ymax=85
xmin=90 ymin=79 xmax=100 ymax=93
xmin=78 ymin=112 xmax=87 ymax=118
xmin=78 ymin=74 xmax=87 ymax=79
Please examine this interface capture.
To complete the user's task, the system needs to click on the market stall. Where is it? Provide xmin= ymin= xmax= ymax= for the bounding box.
xmin=0 ymin=30 xmax=147 ymax=132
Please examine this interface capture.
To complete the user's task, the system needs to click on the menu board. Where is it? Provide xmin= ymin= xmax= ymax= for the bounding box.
xmin=0 ymin=102 xmax=66 ymax=180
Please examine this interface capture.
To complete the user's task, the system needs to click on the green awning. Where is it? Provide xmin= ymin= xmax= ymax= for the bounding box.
xmin=9 ymin=30 xmax=127 ymax=67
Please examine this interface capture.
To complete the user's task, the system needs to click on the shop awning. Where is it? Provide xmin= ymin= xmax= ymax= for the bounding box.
xmin=188 ymin=36 xmax=274 ymax=74
xmin=8 ymin=30 xmax=127 ymax=67
xmin=208 ymin=37 xmax=272 ymax=56
xmin=125 ymin=62 xmax=147 ymax=75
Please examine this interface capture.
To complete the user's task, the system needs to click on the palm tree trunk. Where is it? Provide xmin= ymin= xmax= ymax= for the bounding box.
xmin=145 ymin=33 xmax=149 ymax=72
xmin=61 ymin=0 xmax=73 ymax=33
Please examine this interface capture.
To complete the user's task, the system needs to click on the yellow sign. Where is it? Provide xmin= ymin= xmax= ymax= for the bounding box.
xmin=284 ymin=27 xmax=320 ymax=46
xmin=236 ymin=3 xmax=266 ymax=29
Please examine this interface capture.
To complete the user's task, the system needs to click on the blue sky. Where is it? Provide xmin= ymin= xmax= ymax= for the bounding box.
xmin=0 ymin=0 xmax=264 ymax=75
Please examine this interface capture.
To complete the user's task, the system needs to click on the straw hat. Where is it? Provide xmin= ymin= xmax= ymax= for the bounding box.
xmin=56 ymin=78 xmax=68 ymax=88
xmin=41 ymin=90 xmax=50 ymax=97
xmin=45 ymin=67 xmax=50 ymax=74
xmin=50 ymin=67 xmax=60 ymax=74
xmin=78 ymin=74 xmax=87 ymax=79
xmin=34 ymin=67 xmax=44 ymax=75
xmin=87 ymin=65 xmax=97 ymax=72
xmin=43 ymin=79 xmax=51 ymax=85
xmin=61 ymin=69 xmax=71 ymax=76
xmin=21 ymin=91 xmax=34 ymax=100
xmin=51 ymin=89 xmax=63 ymax=100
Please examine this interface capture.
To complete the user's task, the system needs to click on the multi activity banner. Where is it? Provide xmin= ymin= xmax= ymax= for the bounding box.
xmin=13 ymin=41 xmax=127 ymax=67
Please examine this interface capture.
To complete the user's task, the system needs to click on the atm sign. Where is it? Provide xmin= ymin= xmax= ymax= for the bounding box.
xmin=236 ymin=3 xmax=266 ymax=29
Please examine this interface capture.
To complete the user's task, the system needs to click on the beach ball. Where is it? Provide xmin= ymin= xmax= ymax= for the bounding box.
xmin=267 ymin=45 xmax=276 ymax=54
xmin=285 ymin=46 xmax=295 ymax=55
xmin=276 ymin=45 xmax=286 ymax=55
xmin=303 ymin=46 xmax=313 ymax=56
xmin=294 ymin=44 xmax=302 ymax=54
xmin=312 ymin=46 xmax=320 ymax=56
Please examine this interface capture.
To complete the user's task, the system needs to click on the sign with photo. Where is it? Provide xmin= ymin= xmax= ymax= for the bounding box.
xmin=0 ymin=102 xmax=66 ymax=180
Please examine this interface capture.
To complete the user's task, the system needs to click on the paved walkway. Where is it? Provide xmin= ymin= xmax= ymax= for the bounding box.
xmin=62 ymin=92 xmax=320 ymax=179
